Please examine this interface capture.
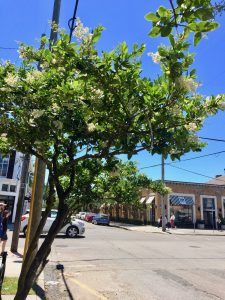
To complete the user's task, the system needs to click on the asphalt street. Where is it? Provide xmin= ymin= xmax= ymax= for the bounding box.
xmin=46 ymin=222 xmax=225 ymax=300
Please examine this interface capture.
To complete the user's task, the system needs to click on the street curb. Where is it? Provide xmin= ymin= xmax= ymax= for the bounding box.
xmin=110 ymin=224 xmax=225 ymax=236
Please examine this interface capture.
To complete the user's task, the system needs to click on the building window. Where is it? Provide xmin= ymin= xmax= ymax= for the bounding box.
xmin=0 ymin=155 xmax=10 ymax=177
xmin=203 ymin=197 xmax=215 ymax=210
xmin=169 ymin=195 xmax=194 ymax=224
xmin=2 ymin=184 xmax=9 ymax=192
xmin=10 ymin=185 xmax=16 ymax=192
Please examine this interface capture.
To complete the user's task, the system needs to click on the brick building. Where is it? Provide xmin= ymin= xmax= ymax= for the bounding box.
xmin=104 ymin=177 xmax=225 ymax=228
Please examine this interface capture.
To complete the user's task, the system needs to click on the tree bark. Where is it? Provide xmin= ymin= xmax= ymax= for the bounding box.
xmin=15 ymin=205 xmax=68 ymax=299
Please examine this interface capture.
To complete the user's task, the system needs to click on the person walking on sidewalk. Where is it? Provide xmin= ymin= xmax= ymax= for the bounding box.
xmin=170 ymin=213 xmax=175 ymax=228
xmin=0 ymin=203 xmax=10 ymax=255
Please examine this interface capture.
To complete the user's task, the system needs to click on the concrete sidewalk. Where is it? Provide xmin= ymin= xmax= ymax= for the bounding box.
xmin=110 ymin=222 xmax=225 ymax=236
xmin=2 ymin=248 xmax=44 ymax=300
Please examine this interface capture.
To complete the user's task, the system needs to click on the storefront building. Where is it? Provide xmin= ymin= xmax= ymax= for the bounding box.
xmin=103 ymin=178 xmax=225 ymax=229
xmin=146 ymin=180 xmax=225 ymax=228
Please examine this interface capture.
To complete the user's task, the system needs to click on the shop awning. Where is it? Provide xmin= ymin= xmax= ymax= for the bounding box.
xmin=170 ymin=195 xmax=194 ymax=206
xmin=140 ymin=197 xmax=146 ymax=203
xmin=146 ymin=195 xmax=155 ymax=204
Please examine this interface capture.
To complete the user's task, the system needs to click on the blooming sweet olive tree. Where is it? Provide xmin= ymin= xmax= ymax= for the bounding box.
xmin=0 ymin=10 xmax=224 ymax=297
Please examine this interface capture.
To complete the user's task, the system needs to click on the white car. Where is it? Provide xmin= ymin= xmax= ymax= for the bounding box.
xmin=20 ymin=209 xmax=85 ymax=238
xmin=76 ymin=212 xmax=86 ymax=219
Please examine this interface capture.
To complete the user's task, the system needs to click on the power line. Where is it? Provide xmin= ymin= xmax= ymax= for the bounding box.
xmin=168 ymin=164 xmax=225 ymax=184
xmin=68 ymin=0 xmax=80 ymax=42
xmin=0 ymin=46 xmax=17 ymax=50
xmin=199 ymin=136 xmax=225 ymax=142
xmin=140 ymin=149 xmax=225 ymax=170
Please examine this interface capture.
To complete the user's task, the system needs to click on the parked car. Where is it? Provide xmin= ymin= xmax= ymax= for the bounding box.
xmin=20 ymin=209 xmax=85 ymax=238
xmin=85 ymin=213 xmax=96 ymax=222
xmin=92 ymin=214 xmax=110 ymax=225
xmin=76 ymin=212 xmax=86 ymax=219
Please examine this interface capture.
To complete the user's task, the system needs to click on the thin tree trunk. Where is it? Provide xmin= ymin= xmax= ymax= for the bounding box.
xmin=15 ymin=206 xmax=68 ymax=299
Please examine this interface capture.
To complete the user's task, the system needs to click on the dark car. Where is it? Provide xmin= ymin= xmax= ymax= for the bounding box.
xmin=92 ymin=214 xmax=110 ymax=225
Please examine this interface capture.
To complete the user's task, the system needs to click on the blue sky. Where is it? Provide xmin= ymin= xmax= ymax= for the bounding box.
xmin=0 ymin=0 xmax=225 ymax=183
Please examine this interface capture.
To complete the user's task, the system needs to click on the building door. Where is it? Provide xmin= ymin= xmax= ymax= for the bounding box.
xmin=149 ymin=200 xmax=155 ymax=225
xmin=202 ymin=197 xmax=216 ymax=229
xmin=203 ymin=211 xmax=216 ymax=228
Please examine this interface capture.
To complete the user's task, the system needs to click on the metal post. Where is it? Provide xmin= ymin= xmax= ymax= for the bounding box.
xmin=50 ymin=0 xmax=61 ymax=44
xmin=23 ymin=0 xmax=61 ymax=259
xmin=11 ymin=154 xmax=30 ymax=253
xmin=161 ymin=156 xmax=166 ymax=232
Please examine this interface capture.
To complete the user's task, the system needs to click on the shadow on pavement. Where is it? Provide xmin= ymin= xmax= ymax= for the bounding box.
xmin=33 ymin=281 xmax=46 ymax=300
xmin=61 ymin=269 xmax=74 ymax=300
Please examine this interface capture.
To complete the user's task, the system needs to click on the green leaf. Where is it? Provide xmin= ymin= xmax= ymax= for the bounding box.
xmin=183 ymin=27 xmax=190 ymax=39
xmin=160 ymin=26 xmax=172 ymax=37
xmin=189 ymin=23 xmax=198 ymax=31
xmin=194 ymin=32 xmax=202 ymax=46
xmin=148 ymin=26 xmax=161 ymax=37
xmin=157 ymin=6 xmax=169 ymax=18
xmin=189 ymin=69 xmax=196 ymax=77
xmin=145 ymin=12 xmax=160 ymax=22
xmin=200 ymin=21 xmax=219 ymax=32
xmin=169 ymin=34 xmax=175 ymax=47
xmin=195 ymin=8 xmax=214 ymax=21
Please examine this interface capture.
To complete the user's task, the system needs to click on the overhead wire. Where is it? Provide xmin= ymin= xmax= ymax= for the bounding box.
xmin=168 ymin=164 xmax=225 ymax=184
xmin=0 ymin=46 xmax=17 ymax=50
xmin=140 ymin=149 xmax=225 ymax=170
xmin=68 ymin=0 xmax=80 ymax=42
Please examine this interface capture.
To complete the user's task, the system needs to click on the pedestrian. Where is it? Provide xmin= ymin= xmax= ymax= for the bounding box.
xmin=164 ymin=215 xmax=168 ymax=228
xmin=0 ymin=203 xmax=6 ymax=242
xmin=170 ymin=213 xmax=175 ymax=228
xmin=217 ymin=217 xmax=222 ymax=231
xmin=157 ymin=216 xmax=161 ymax=228
xmin=0 ymin=203 xmax=10 ymax=255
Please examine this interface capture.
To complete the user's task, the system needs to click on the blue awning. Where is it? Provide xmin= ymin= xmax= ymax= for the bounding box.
xmin=169 ymin=195 xmax=194 ymax=206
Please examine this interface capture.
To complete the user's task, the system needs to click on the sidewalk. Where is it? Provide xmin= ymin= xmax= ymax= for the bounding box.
xmin=110 ymin=222 xmax=225 ymax=236
xmin=2 ymin=248 xmax=44 ymax=300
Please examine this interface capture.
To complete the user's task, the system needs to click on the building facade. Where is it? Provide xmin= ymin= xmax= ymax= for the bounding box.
xmin=0 ymin=152 xmax=32 ymax=222
xmin=103 ymin=179 xmax=225 ymax=229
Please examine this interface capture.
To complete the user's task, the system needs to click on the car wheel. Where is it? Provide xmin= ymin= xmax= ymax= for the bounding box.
xmin=23 ymin=226 xmax=28 ymax=237
xmin=66 ymin=225 xmax=78 ymax=238
xmin=92 ymin=220 xmax=97 ymax=225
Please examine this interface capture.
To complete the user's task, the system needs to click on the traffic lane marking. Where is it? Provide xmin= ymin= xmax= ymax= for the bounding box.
xmin=65 ymin=273 xmax=108 ymax=300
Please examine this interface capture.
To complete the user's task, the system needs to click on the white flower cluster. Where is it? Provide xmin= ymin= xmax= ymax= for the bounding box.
xmin=4 ymin=73 xmax=19 ymax=87
xmin=184 ymin=122 xmax=198 ymax=132
xmin=53 ymin=120 xmax=63 ymax=130
xmin=31 ymin=109 xmax=45 ymax=119
xmin=176 ymin=76 xmax=200 ymax=93
xmin=26 ymin=70 xmax=42 ymax=83
xmin=147 ymin=51 xmax=161 ymax=64
xmin=87 ymin=123 xmax=96 ymax=132
xmin=49 ymin=21 xmax=61 ymax=33
xmin=18 ymin=46 xmax=28 ymax=59
xmin=188 ymin=134 xmax=199 ymax=144
xmin=215 ymin=94 xmax=225 ymax=109
xmin=91 ymin=87 xmax=104 ymax=99
xmin=73 ymin=18 xmax=93 ymax=43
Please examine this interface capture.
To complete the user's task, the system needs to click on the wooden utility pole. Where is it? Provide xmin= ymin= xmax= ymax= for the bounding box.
xmin=11 ymin=154 xmax=30 ymax=253
xmin=23 ymin=0 xmax=61 ymax=258
xmin=161 ymin=156 xmax=166 ymax=232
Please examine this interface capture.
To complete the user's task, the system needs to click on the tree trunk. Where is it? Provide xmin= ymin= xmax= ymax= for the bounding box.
xmin=15 ymin=205 xmax=68 ymax=299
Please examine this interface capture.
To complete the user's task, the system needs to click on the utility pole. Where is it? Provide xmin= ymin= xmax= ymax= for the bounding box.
xmin=161 ymin=155 xmax=166 ymax=232
xmin=23 ymin=0 xmax=61 ymax=258
xmin=11 ymin=154 xmax=30 ymax=253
